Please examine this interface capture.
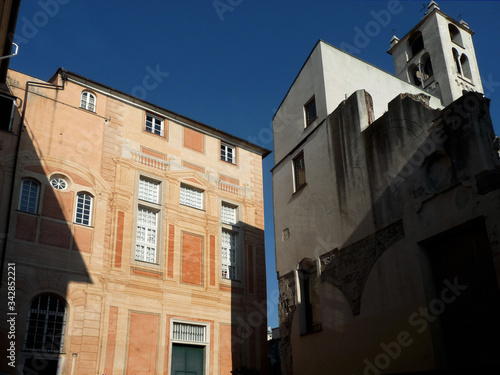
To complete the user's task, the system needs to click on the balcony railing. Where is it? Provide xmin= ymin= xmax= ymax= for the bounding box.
xmin=123 ymin=148 xmax=251 ymax=198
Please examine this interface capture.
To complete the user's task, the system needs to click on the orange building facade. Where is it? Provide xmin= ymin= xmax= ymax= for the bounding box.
xmin=0 ymin=68 xmax=269 ymax=374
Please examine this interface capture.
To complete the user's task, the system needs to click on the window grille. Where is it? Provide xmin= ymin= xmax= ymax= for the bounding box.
xmin=172 ymin=322 xmax=206 ymax=343
xmin=135 ymin=207 xmax=157 ymax=263
xmin=139 ymin=178 xmax=160 ymax=204
xmin=221 ymin=230 xmax=237 ymax=280
xmin=180 ymin=185 xmax=203 ymax=209
xmin=50 ymin=176 xmax=67 ymax=190
xmin=24 ymin=294 xmax=66 ymax=353
xmin=19 ymin=180 xmax=40 ymax=214
xmin=221 ymin=203 xmax=237 ymax=225
xmin=75 ymin=192 xmax=93 ymax=226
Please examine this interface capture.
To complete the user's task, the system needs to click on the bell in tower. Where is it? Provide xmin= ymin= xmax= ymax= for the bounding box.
xmin=387 ymin=1 xmax=483 ymax=106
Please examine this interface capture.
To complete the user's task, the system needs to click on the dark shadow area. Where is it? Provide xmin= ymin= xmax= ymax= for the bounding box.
xmin=229 ymin=222 xmax=268 ymax=375
xmin=0 ymin=80 xmax=91 ymax=375
xmin=277 ymin=91 xmax=500 ymax=374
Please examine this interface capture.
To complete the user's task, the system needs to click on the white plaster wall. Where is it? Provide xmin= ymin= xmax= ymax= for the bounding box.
xmin=320 ymin=41 xmax=442 ymax=124
xmin=273 ymin=40 xmax=442 ymax=165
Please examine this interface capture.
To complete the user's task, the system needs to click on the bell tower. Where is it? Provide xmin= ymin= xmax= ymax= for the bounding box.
xmin=388 ymin=1 xmax=483 ymax=106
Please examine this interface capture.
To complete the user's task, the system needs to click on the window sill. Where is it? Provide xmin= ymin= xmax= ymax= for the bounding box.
xmin=73 ymin=222 xmax=94 ymax=229
xmin=305 ymin=116 xmax=318 ymax=129
xmin=16 ymin=209 xmax=40 ymax=216
xmin=143 ymin=129 xmax=166 ymax=139
xmin=131 ymin=265 xmax=163 ymax=279
xmin=220 ymin=158 xmax=237 ymax=166
xmin=457 ymin=75 xmax=474 ymax=86
xmin=293 ymin=182 xmax=307 ymax=195
xmin=300 ymin=324 xmax=322 ymax=336
xmin=180 ymin=203 xmax=205 ymax=212
xmin=79 ymin=106 xmax=96 ymax=113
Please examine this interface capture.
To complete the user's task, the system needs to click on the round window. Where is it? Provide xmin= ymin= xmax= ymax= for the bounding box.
xmin=50 ymin=176 xmax=68 ymax=190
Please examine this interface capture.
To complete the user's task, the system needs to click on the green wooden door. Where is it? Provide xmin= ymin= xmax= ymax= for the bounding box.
xmin=171 ymin=344 xmax=204 ymax=375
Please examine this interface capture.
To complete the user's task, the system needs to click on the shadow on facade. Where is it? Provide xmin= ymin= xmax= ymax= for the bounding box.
xmin=228 ymin=223 xmax=268 ymax=375
xmin=0 ymin=88 xmax=91 ymax=374
xmin=279 ymin=90 xmax=500 ymax=374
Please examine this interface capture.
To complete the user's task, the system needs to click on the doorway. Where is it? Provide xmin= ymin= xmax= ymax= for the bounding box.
xmin=171 ymin=344 xmax=204 ymax=375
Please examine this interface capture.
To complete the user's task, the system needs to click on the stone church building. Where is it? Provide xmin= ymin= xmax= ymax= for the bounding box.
xmin=272 ymin=2 xmax=500 ymax=374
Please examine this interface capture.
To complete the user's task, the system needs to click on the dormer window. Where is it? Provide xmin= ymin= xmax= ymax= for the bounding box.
xmin=80 ymin=91 xmax=96 ymax=112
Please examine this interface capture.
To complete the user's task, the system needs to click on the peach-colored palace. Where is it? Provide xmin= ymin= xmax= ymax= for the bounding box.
xmin=0 ymin=67 xmax=270 ymax=374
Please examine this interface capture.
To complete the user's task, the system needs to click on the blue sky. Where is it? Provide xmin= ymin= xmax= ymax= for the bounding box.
xmin=9 ymin=1 xmax=500 ymax=329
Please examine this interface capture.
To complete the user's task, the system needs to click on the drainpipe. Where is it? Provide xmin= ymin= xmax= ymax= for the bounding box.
xmin=0 ymin=43 xmax=18 ymax=60
xmin=0 ymin=75 xmax=65 ymax=288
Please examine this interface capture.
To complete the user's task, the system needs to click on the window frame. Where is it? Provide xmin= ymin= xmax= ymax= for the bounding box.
xmin=293 ymin=152 xmax=307 ymax=192
xmin=74 ymin=192 xmax=93 ymax=226
xmin=145 ymin=113 xmax=165 ymax=137
xmin=134 ymin=175 xmax=163 ymax=264
xmin=169 ymin=319 xmax=210 ymax=374
xmin=220 ymin=141 xmax=237 ymax=165
xmin=135 ymin=205 xmax=159 ymax=263
xmin=180 ymin=184 xmax=204 ymax=210
xmin=221 ymin=202 xmax=238 ymax=225
xmin=80 ymin=91 xmax=96 ymax=112
xmin=23 ymin=294 xmax=67 ymax=353
xmin=18 ymin=179 xmax=40 ymax=214
xmin=0 ymin=93 xmax=16 ymax=132
xmin=221 ymin=228 xmax=238 ymax=281
xmin=304 ymin=96 xmax=317 ymax=127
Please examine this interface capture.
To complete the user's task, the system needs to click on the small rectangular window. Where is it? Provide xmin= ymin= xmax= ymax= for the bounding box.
xmin=80 ymin=91 xmax=96 ymax=112
xmin=180 ymin=184 xmax=203 ymax=210
xmin=221 ymin=203 xmax=237 ymax=225
xmin=172 ymin=322 xmax=206 ymax=343
xmin=145 ymin=113 xmax=164 ymax=137
xmin=221 ymin=142 xmax=236 ymax=164
xmin=293 ymin=152 xmax=306 ymax=191
xmin=0 ymin=94 xmax=15 ymax=132
xmin=304 ymin=97 xmax=317 ymax=127
xmin=139 ymin=177 xmax=160 ymax=204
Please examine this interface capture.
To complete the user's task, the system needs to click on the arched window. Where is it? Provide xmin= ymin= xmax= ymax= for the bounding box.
xmin=23 ymin=294 xmax=67 ymax=353
xmin=18 ymin=179 xmax=40 ymax=214
xmin=420 ymin=53 xmax=433 ymax=81
xmin=297 ymin=258 xmax=322 ymax=334
xmin=75 ymin=192 xmax=93 ymax=226
xmin=409 ymin=31 xmax=424 ymax=58
xmin=448 ymin=24 xmax=463 ymax=47
xmin=408 ymin=64 xmax=422 ymax=87
xmin=80 ymin=91 xmax=96 ymax=112
xmin=452 ymin=48 xmax=461 ymax=75
xmin=460 ymin=54 xmax=472 ymax=81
